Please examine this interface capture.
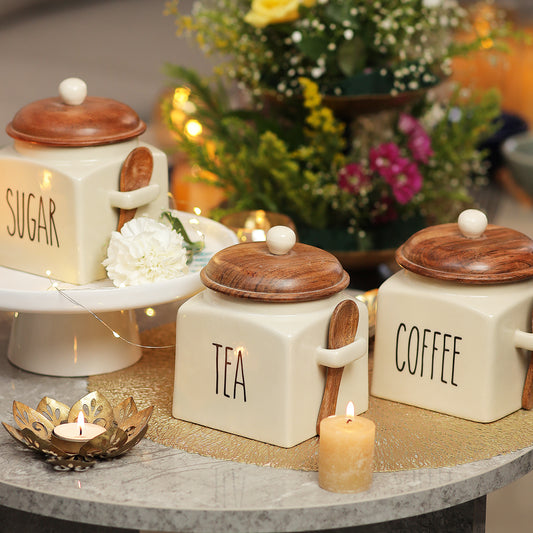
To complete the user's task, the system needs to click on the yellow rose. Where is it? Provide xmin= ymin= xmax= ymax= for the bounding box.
xmin=244 ymin=0 xmax=316 ymax=28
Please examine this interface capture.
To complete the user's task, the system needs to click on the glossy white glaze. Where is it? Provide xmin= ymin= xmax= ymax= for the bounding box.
xmin=372 ymin=269 xmax=533 ymax=422
xmin=0 ymin=139 xmax=168 ymax=284
xmin=173 ymin=290 xmax=369 ymax=447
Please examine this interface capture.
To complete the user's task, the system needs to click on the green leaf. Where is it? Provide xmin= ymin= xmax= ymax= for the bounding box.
xmin=298 ymin=35 xmax=330 ymax=62
xmin=161 ymin=211 xmax=205 ymax=263
xmin=325 ymin=0 xmax=356 ymax=25
xmin=337 ymin=37 xmax=366 ymax=77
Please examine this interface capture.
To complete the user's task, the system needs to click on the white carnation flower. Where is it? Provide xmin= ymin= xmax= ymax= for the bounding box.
xmin=103 ymin=217 xmax=189 ymax=287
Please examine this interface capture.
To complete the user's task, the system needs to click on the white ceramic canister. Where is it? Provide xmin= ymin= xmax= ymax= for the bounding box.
xmin=173 ymin=226 xmax=369 ymax=447
xmin=372 ymin=209 xmax=533 ymax=422
xmin=0 ymin=78 xmax=168 ymax=284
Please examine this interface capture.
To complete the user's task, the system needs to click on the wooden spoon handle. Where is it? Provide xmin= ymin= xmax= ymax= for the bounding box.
xmin=117 ymin=146 xmax=154 ymax=231
xmin=316 ymin=367 xmax=344 ymax=434
xmin=316 ymin=299 xmax=359 ymax=434
xmin=522 ymin=310 xmax=533 ymax=409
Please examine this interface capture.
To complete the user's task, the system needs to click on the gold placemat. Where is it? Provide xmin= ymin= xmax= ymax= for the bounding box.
xmin=89 ymin=323 xmax=533 ymax=472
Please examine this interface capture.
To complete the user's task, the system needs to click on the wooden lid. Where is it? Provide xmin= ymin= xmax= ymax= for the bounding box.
xmin=6 ymin=78 xmax=146 ymax=147
xmin=396 ymin=209 xmax=533 ymax=284
xmin=200 ymin=226 xmax=350 ymax=302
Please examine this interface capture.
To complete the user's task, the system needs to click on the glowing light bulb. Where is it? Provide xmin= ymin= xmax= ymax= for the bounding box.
xmin=185 ymin=119 xmax=203 ymax=138
xmin=173 ymin=87 xmax=190 ymax=107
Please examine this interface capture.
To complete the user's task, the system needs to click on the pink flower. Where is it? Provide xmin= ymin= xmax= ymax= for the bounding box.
xmin=370 ymin=142 xmax=423 ymax=204
xmin=398 ymin=113 xmax=434 ymax=164
xmin=369 ymin=143 xmax=402 ymax=181
xmin=398 ymin=114 xmax=419 ymax=136
xmin=387 ymin=160 xmax=423 ymax=204
xmin=408 ymin=132 xmax=433 ymax=164
xmin=338 ymin=163 xmax=370 ymax=194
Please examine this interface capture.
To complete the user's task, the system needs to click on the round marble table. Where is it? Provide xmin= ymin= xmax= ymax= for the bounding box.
xmin=0 ymin=310 xmax=532 ymax=533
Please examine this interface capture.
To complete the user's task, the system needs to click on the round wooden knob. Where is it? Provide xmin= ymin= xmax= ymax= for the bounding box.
xmin=458 ymin=209 xmax=487 ymax=239
xmin=58 ymin=78 xmax=87 ymax=105
xmin=266 ymin=226 xmax=296 ymax=255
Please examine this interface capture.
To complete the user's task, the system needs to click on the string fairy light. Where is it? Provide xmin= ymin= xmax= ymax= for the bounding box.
xmin=46 ymin=274 xmax=176 ymax=350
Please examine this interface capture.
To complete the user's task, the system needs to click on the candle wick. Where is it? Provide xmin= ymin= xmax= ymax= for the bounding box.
xmin=79 ymin=427 xmax=82 ymax=436
xmin=346 ymin=418 xmax=353 ymax=424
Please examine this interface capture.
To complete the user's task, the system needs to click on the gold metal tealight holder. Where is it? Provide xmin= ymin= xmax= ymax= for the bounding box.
xmin=2 ymin=391 xmax=153 ymax=471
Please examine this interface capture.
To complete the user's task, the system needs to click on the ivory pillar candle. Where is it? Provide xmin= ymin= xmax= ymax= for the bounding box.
xmin=318 ymin=403 xmax=375 ymax=493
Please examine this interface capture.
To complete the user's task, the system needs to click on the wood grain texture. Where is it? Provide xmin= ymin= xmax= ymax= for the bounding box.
xmin=200 ymin=241 xmax=350 ymax=302
xmin=316 ymin=299 xmax=359 ymax=434
xmin=117 ymin=147 xmax=154 ymax=231
xmin=397 ymin=223 xmax=533 ymax=284
xmin=6 ymin=96 xmax=145 ymax=146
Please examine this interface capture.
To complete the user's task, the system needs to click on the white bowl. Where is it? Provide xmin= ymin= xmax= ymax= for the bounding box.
xmin=503 ymin=132 xmax=533 ymax=196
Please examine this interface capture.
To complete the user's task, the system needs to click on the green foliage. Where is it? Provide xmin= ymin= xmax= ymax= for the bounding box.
xmin=164 ymin=65 xmax=501 ymax=249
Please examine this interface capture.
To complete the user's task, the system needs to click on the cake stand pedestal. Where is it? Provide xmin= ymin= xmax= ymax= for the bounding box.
xmin=0 ymin=214 xmax=238 ymax=376
xmin=7 ymin=309 xmax=141 ymax=376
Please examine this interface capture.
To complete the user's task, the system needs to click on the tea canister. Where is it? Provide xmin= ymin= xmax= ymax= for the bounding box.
xmin=372 ymin=209 xmax=533 ymax=422
xmin=0 ymin=78 xmax=168 ymax=285
xmin=172 ymin=226 xmax=369 ymax=448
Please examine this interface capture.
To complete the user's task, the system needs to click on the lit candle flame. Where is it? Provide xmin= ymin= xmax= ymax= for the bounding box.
xmin=346 ymin=401 xmax=355 ymax=418
xmin=77 ymin=411 xmax=85 ymax=436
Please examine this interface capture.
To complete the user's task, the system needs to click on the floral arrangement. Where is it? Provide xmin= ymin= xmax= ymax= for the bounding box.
xmin=167 ymin=0 xmax=510 ymax=99
xmin=163 ymin=0 xmax=509 ymax=251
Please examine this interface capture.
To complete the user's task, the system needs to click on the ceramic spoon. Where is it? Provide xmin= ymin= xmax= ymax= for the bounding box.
xmin=117 ymin=146 xmax=154 ymax=231
xmin=316 ymin=299 xmax=359 ymax=434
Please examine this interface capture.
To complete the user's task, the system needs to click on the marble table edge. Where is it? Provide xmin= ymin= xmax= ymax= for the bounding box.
xmin=0 ymin=444 xmax=532 ymax=532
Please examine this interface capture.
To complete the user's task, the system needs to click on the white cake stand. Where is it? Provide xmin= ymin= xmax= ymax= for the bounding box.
xmin=0 ymin=213 xmax=238 ymax=377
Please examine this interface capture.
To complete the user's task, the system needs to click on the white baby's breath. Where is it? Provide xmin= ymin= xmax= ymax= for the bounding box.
xmin=103 ymin=217 xmax=188 ymax=287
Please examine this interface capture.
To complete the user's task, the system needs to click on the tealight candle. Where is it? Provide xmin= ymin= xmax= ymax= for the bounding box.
xmin=51 ymin=412 xmax=106 ymax=454
xmin=318 ymin=402 xmax=375 ymax=493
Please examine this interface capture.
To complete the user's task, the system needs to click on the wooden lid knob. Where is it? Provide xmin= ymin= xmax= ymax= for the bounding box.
xmin=457 ymin=209 xmax=487 ymax=239
xmin=266 ymin=226 xmax=296 ymax=255
xmin=58 ymin=78 xmax=87 ymax=106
